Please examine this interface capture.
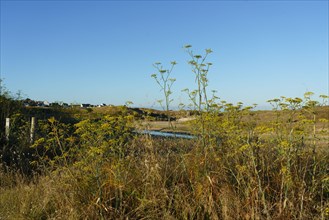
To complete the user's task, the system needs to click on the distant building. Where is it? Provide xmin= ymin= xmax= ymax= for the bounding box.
xmin=43 ymin=101 xmax=50 ymax=107
xmin=97 ymin=103 xmax=107 ymax=107
xmin=50 ymin=102 xmax=61 ymax=107
xmin=36 ymin=101 xmax=44 ymax=107
xmin=81 ymin=104 xmax=91 ymax=108
xmin=71 ymin=104 xmax=81 ymax=108
xmin=23 ymin=98 xmax=37 ymax=107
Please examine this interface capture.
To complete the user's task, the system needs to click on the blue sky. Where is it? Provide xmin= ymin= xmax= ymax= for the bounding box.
xmin=1 ymin=0 xmax=328 ymax=109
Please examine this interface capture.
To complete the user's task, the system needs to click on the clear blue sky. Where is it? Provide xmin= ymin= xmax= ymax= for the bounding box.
xmin=1 ymin=0 xmax=328 ymax=109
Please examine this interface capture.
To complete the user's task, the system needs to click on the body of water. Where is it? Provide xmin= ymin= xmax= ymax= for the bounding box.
xmin=136 ymin=130 xmax=195 ymax=139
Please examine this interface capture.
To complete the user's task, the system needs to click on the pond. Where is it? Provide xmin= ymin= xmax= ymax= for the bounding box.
xmin=136 ymin=130 xmax=195 ymax=139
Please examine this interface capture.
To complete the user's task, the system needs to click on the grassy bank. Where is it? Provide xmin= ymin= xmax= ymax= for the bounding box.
xmin=1 ymin=95 xmax=329 ymax=219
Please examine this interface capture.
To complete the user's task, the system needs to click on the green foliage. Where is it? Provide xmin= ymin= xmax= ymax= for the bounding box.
xmin=74 ymin=112 xmax=135 ymax=160
xmin=0 ymin=85 xmax=24 ymax=146
xmin=31 ymin=117 xmax=76 ymax=171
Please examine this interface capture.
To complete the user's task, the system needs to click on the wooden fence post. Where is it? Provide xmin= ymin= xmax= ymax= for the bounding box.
xmin=5 ymin=118 xmax=10 ymax=141
xmin=30 ymin=117 xmax=36 ymax=143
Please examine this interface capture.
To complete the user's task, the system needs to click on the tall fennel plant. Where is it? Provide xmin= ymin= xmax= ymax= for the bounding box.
xmin=183 ymin=45 xmax=213 ymax=147
xmin=151 ymin=61 xmax=177 ymax=128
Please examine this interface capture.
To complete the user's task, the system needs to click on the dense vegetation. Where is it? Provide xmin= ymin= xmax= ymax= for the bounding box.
xmin=1 ymin=47 xmax=328 ymax=219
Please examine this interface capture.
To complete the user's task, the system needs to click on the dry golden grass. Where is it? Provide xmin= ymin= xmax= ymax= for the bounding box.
xmin=137 ymin=120 xmax=191 ymax=133
xmin=1 ymin=103 xmax=328 ymax=219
